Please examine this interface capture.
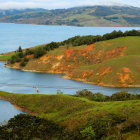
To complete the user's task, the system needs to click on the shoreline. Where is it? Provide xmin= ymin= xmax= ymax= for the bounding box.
xmin=0 ymin=22 xmax=140 ymax=28
xmin=0 ymin=96 xmax=36 ymax=115
xmin=63 ymin=75 xmax=140 ymax=88
xmin=6 ymin=65 xmax=140 ymax=88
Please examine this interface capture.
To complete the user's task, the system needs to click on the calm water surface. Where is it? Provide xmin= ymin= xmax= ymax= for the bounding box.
xmin=0 ymin=23 xmax=140 ymax=123
xmin=0 ymin=62 xmax=140 ymax=95
xmin=0 ymin=100 xmax=24 ymax=123
xmin=0 ymin=23 xmax=140 ymax=53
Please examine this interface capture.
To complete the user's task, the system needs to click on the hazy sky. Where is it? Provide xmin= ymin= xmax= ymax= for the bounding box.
xmin=0 ymin=0 xmax=140 ymax=9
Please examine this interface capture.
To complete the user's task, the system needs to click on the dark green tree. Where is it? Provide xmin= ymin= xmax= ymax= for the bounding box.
xmin=18 ymin=46 xmax=22 ymax=52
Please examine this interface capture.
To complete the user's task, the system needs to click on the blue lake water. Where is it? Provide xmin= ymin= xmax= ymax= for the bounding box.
xmin=0 ymin=23 xmax=140 ymax=53
xmin=0 ymin=23 xmax=140 ymax=122
xmin=0 ymin=62 xmax=140 ymax=95
xmin=0 ymin=100 xmax=24 ymax=123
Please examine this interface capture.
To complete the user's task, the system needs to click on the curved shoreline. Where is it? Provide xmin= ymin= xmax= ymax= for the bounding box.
xmin=5 ymin=65 xmax=140 ymax=88
xmin=0 ymin=96 xmax=36 ymax=115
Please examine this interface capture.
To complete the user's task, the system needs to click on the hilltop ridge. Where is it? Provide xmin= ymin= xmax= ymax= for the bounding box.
xmin=0 ymin=6 xmax=140 ymax=26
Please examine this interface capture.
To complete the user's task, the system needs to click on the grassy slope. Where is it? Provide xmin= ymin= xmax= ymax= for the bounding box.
xmin=73 ymin=36 xmax=140 ymax=86
xmin=0 ymin=53 xmax=14 ymax=61
xmin=7 ymin=36 xmax=140 ymax=87
xmin=0 ymin=91 xmax=140 ymax=139
xmin=0 ymin=44 xmax=46 ymax=61
xmin=2 ymin=36 xmax=140 ymax=87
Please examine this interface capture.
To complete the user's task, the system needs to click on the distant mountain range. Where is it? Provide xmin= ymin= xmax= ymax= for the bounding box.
xmin=0 ymin=6 xmax=140 ymax=26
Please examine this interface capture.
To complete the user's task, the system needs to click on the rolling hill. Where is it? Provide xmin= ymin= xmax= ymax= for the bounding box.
xmin=0 ymin=8 xmax=46 ymax=18
xmin=0 ymin=6 xmax=140 ymax=26
xmin=5 ymin=34 xmax=140 ymax=87
xmin=0 ymin=91 xmax=140 ymax=139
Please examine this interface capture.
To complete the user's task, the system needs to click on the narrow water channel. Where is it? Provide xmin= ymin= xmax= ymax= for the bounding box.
xmin=0 ymin=100 xmax=24 ymax=123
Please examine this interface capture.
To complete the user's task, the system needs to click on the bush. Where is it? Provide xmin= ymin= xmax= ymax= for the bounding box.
xmin=80 ymin=118 xmax=114 ymax=140
xmin=25 ymin=49 xmax=34 ymax=55
xmin=111 ymin=91 xmax=132 ymax=101
xmin=17 ymin=52 xmax=24 ymax=58
xmin=56 ymin=89 xmax=63 ymax=94
xmin=34 ymin=48 xmax=45 ymax=58
xmin=44 ymin=42 xmax=59 ymax=51
xmin=80 ymin=126 xmax=95 ymax=139
xmin=0 ymin=114 xmax=64 ymax=139
xmin=76 ymin=90 xmax=107 ymax=102
xmin=20 ymin=60 xmax=27 ymax=67
xmin=76 ymin=89 xmax=93 ymax=97
xmin=23 ymin=57 xmax=29 ymax=62
xmin=92 ymin=93 xmax=107 ymax=102
xmin=9 ymin=55 xmax=21 ymax=64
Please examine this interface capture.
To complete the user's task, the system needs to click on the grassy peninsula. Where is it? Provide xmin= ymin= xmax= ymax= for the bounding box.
xmin=3 ymin=30 xmax=140 ymax=87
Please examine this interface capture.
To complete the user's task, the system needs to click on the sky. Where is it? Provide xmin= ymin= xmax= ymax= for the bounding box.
xmin=0 ymin=0 xmax=140 ymax=9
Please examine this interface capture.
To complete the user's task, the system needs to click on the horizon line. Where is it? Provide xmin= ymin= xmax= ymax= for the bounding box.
xmin=0 ymin=4 xmax=139 ymax=10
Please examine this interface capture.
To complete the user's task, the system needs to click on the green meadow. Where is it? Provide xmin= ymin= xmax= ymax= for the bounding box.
xmin=0 ymin=91 xmax=140 ymax=139
xmin=0 ymin=53 xmax=14 ymax=61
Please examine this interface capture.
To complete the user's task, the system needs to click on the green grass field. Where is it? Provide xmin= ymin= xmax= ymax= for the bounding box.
xmin=0 ymin=91 xmax=140 ymax=139
xmin=0 ymin=53 xmax=14 ymax=61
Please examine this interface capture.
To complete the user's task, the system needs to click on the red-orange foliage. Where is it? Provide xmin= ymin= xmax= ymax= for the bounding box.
xmin=86 ymin=44 xmax=96 ymax=51
xmin=82 ymin=70 xmax=94 ymax=78
xmin=104 ymin=46 xmax=128 ymax=61
xmin=63 ymin=44 xmax=128 ymax=65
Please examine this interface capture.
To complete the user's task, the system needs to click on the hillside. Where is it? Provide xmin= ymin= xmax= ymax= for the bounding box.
xmin=0 ymin=6 xmax=140 ymax=26
xmin=6 ymin=34 xmax=140 ymax=88
xmin=0 ymin=8 xmax=46 ymax=18
xmin=0 ymin=91 xmax=140 ymax=139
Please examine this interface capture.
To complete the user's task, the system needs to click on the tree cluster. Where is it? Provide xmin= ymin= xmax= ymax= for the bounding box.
xmin=9 ymin=42 xmax=60 ymax=66
xmin=62 ymin=30 xmax=140 ymax=46
xmin=9 ymin=30 xmax=140 ymax=67
xmin=1 ymin=113 xmax=138 ymax=140
xmin=76 ymin=89 xmax=140 ymax=102
xmin=0 ymin=114 xmax=63 ymax=140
